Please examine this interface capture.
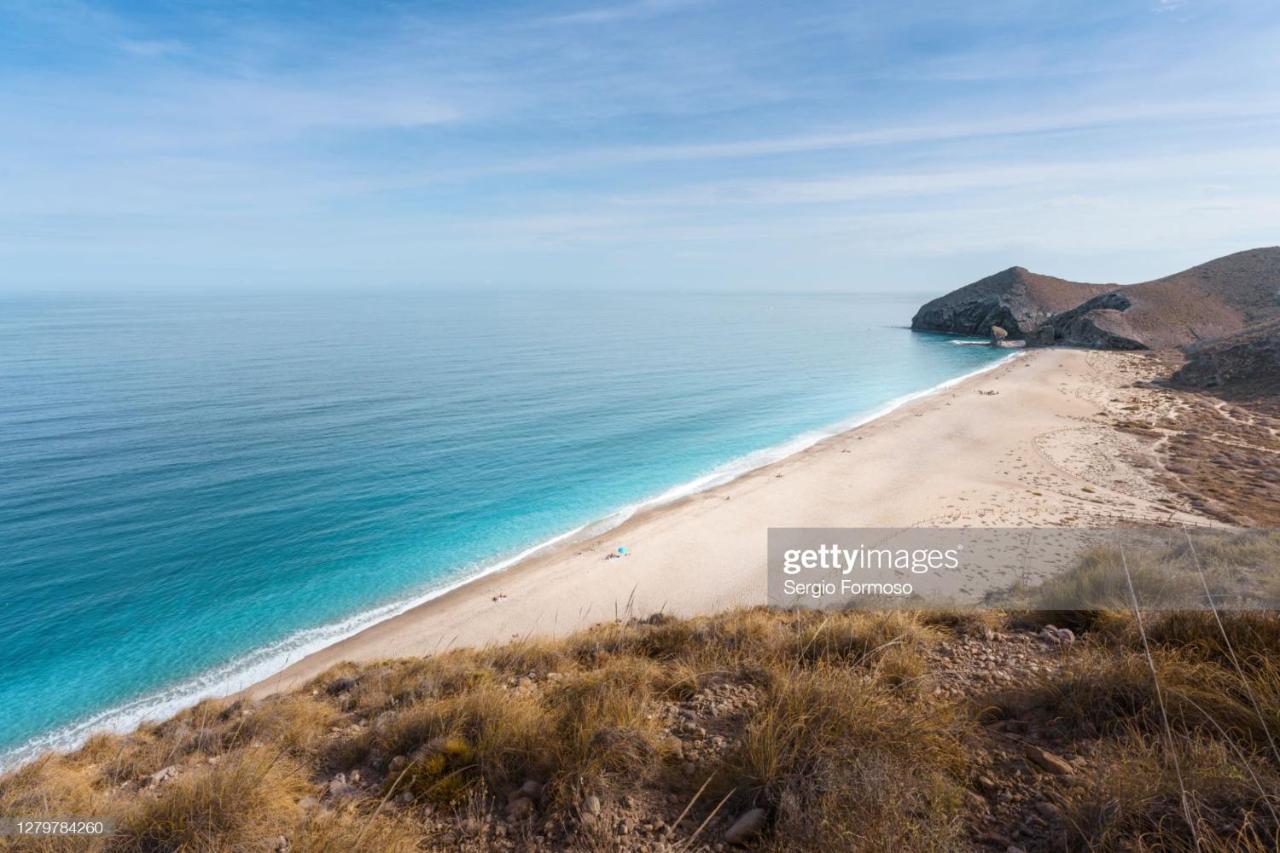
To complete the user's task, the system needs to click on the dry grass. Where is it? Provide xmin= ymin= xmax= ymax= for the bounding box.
xmin=1061 ymin=732 xmax=1278 ymax=852
xmin=2 ymin=606 xmax=1278 ymax=850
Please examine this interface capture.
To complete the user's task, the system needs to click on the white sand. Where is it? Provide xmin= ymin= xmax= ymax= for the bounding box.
xmin=249 ymin=348 xmax=1201 ymax=698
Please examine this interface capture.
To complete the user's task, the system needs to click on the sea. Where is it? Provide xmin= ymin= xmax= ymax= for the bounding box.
xmin=0 ymin=290 xmax=1008 ymax=768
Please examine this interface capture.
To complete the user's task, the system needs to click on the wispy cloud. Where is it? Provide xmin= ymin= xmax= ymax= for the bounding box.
xmin=547 ymin=0 xmax=714 ymax=25
xmin=2 ymin=0 xmax=1279 ymax=289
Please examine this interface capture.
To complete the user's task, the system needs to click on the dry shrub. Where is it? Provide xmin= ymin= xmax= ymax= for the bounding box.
xmin=994 ymin=648 xmax=1280 ymax=756
xmin=116 ymin=747 xmax=310 ymax=852
xmin=919 ymin=609 xmax=1005 ymax=637
xmin=0 ymin=757 xmax=107 ymax=851
xmin=4 ymin=605 xmax=1278 ymax=851
xmin=379 ymin=685 xmax=549 ymax=803
xmin=1063 ymin=732 xmax=1279 ymax=852
xmin=1145 ymin=611 xmax=1280 ymax=668
xmin=231 ymin=694 xmax=339 ymax=756
xmin=768 ymin=750 xmax=968 ymax=852
xmin=789 ymin=611 xmax=936 ymax=692
xmin=485 ymin=637 xmax=570 ymax=677
xmin=548 ymin=658 xmax=668 ymax=786
xmin=1027 ymin=545 xmax=1202 ymax=611
xmin=719 ymin=666 xmax=969 ymax=849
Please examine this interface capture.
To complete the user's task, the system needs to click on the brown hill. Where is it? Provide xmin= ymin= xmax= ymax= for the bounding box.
xmin=1171 ymin=316 xmax=1280 ymax=396
xmin=912 ymin=247 xmax=1280 ymax=349
xmin=909 ymin=266 xmax=1116 ymax=343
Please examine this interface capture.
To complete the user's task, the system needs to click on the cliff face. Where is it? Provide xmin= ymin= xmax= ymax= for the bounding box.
xmin=912 ymin=247 xmax=1280 ymax=350
xmin=1171 ymin=317 xmax=1280 ymax=396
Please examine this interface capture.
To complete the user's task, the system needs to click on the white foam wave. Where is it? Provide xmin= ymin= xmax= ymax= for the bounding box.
xmin=0 ymin=351 xmax=1020 ymax=772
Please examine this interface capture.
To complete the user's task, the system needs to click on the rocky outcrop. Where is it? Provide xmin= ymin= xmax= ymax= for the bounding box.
xmin=1171 ymin=317 xmax=1280 ymax=395
xmin=1045 ymin=292 xmax=1146 ymax=349
xmin=912 ymin=247 xmax=1280 ymax=350
xmin=910 ymin=267 xmax=1115 ymax=343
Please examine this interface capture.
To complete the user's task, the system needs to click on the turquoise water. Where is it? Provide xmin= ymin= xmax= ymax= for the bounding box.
xmin=0 ymin=291 xmax=1005 ymax=766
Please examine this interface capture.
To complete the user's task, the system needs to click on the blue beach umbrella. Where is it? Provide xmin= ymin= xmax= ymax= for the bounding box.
xmin=618 ymin=546 xmax=627 ymax=555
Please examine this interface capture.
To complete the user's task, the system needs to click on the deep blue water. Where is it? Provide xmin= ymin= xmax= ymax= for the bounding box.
xmin=0 ymin=290 xmax=1005 ymax=765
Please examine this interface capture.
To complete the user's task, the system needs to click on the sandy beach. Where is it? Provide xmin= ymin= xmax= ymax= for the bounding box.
xmin=250 ymin=347 xmax=1206 ymax=698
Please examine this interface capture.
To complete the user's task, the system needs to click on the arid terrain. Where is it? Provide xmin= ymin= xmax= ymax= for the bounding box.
xmin=3 ymin=601 xmax=1279 ymax=852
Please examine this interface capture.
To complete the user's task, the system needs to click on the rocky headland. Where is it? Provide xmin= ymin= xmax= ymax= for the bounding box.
xmin=911 ymin=247 xmax=1280 ymax=351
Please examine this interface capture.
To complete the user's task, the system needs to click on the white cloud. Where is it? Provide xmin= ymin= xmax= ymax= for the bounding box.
xmin=547 ymin=0 xmax=713 ymax=25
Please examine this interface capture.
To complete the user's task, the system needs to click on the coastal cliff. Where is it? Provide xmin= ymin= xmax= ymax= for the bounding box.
xmin=912 ymin=247 xmax=1280 ymax=350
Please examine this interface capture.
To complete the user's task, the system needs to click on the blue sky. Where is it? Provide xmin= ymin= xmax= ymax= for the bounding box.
xmin=2 ymin=0 xmax=1278 ymax=291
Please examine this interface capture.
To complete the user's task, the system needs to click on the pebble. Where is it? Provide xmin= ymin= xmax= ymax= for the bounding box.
xmin=1024 ymin=745 xmax=1074 ymax=776
xmin=1035 ymin=801 xmax=1061 ymax=819
xmin=145 ymin=765 xmax=179 ymax=788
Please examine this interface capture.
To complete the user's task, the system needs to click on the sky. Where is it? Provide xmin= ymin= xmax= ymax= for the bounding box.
xmin=2 ymin=0 xmax=1279 ymax=292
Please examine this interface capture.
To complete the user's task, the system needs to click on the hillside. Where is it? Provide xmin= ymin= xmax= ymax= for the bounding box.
xmin=4 ymin=590 xmax=1280 ymax=851
xmin=1172 ymin=317 xmax=1280 ymax=397
xmin=912 ymin=248 xmax=1280 ymax=349
xmin=908 ymin=266 xmax=1115 ymax=343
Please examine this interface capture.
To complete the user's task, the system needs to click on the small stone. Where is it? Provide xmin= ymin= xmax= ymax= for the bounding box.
xmin=388 ymin=755 xmax=408 ymax=773
xmin=518 ymin=779 xmax=544 ymax=801
xmin=145 ymin=765 xmax=179 ymax=788
xmin=273 ymin=836 xmax=290 ymax=852
xmin=1024 ymin=745 xmax=1074 ymax=776
xmin=723 ymin=808 xmax=766 ymax=845
xmin=1035 ymin=801 xmax=1061 ymax=820
xmin=297 ymin=796 xmax=319 ymax=810
xmin=584 ymin=795 xmax=602 ymax=816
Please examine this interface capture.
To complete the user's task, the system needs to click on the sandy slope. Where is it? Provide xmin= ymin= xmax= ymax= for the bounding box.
xmin=249 ymin=348 xmax=1204 ymax=698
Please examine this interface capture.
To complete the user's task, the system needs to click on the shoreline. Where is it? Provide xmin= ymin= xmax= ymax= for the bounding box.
xmin=247 ymin=346 xmax=1209 ymax=699
xmin=0 ymin=347 xmax=1210 ymax=769
xmin=0 ymin=349 xmax=1016 ymax=770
